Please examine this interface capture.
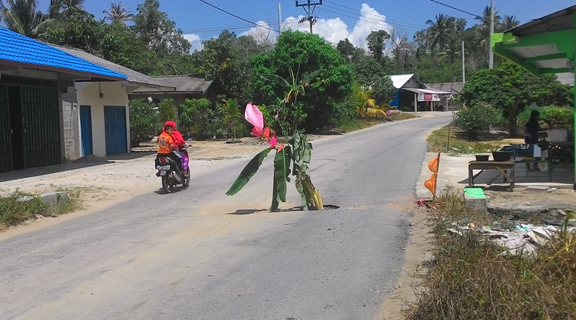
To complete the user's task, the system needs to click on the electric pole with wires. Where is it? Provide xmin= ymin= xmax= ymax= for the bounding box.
xmin=295 ymin=0 xmax=322 ymax=34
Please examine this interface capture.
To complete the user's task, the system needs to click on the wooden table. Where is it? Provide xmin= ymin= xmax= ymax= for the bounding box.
xmin=468 ymin=161 xmax=515 ymax=190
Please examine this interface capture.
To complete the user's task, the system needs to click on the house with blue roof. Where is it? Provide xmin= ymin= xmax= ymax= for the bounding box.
xmin=49 ymin=44 xmax=175 ymax=161
xmin=0 ymin=27 xmax=175 ymax=172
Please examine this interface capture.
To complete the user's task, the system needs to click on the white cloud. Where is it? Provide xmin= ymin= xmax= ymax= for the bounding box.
xmin=282 ymin=3 xmax=393 ymax=50
xmin=183 ymin=33 xmax=203 ymax=52
xmin=240 ymin=21 xmax=278 ymax=45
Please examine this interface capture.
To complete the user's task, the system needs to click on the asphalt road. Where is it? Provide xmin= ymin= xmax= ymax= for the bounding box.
xmin=0 ymin=114 xmax=451 ymax=320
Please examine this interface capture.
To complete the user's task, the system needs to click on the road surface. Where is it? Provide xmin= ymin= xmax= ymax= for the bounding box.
xmin=0 ymin=114 xmax=451 ymax=320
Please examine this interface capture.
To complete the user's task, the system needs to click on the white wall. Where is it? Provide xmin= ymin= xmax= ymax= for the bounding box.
xmin=76 ymin=82 xmax=131 ymax=157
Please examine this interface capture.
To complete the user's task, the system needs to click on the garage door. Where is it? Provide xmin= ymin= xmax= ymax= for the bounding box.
xmin=21 ymin=86 xmax=61 ymax=169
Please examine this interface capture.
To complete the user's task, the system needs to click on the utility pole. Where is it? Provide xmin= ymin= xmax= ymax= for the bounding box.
xmin=462 ymin=41 xmax=466 ymax=85
xmin=295 ymin=0 xmax=322 ymax=34
xmin=489 ymin=0 xmax=495 ymax=69
xmin=278 ymin=3 xmax=282 ymax=34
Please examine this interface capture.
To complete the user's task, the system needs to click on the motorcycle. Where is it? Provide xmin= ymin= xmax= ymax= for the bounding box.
xmin=155 ymin=148 xmax=190 ymax=193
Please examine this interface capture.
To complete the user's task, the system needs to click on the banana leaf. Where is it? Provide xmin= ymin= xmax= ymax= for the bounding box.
xmin=270 ymin=147 xmax=292 ymax=211
xmin=225 ymin=147 xmax=272 ymax=196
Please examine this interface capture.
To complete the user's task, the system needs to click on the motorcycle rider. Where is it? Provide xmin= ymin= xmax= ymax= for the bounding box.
xmin=157 ymin=121 xmax=182 ymax=172
xmin=166 ymin=120 xmax=190 ymax=178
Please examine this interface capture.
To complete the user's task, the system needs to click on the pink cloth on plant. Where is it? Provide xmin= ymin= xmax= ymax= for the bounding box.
xmin=269 ymin=135 xmax=277 ymax=147
xmin=245 ymin=103 xmax=264 ymax=136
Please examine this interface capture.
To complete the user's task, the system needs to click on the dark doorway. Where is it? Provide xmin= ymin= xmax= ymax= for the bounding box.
xmin=8 ymin=86 xmax=24 ymax=170
xmin=80 ymin=105 xmax=93 ymax=156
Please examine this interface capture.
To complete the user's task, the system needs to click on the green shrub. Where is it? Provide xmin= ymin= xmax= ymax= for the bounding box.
xmin=157 ymin=98 xmax=177 ymax=124
xmin=129 ymin=99 xmax=157 ymax=147
xmin=179 ymin=98 xmax=225 ymax=140
xmin=454 ymin=103 xmax=504 ymax=140
xmin=518 ymin=105 xmax=574 ymax=129
xmin=222 ymin=99 xmax=245 ymax=140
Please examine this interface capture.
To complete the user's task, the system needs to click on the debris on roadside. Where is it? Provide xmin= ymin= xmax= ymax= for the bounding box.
xmin=444 ymin=214 xmax=576 ymax=256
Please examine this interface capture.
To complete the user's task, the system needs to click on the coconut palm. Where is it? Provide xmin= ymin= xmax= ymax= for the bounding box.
xmin=0 ymin=0 xmax=46 ymax=37
xmin=499 ymin=15 xmax=519 ymax=32
xmin=425 ymin=14 xmax=454 ymax=51
xmin=474 ymin=6 xmax=501 ymax=52
xmin=48 ymin=0 xmax=85 ymax=19
xmin=103 ymin=2 xmax=133 ymax=25
xmin=438 ymin=35 xmax=462 ymax=64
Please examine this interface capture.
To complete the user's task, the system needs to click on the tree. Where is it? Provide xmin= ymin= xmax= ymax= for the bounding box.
xmin=425 ymin=14 xmax=454 ymax=51
xmin=157 ymin=98 xmax=176 ymax=124
xmin=48 ymin=0 xmax=86 ymax=20
xmin=103 ymin=2 xmax=133 ymax=25
xmin=132 ymin=0 xmax=190 ymax=55
xmin=336 ymin=38 xmax=355 ymax=61
xmin=0 ymin=0 xmax=46 ymax=37
xmin=366 ymin=30 xmax=390 ymax=61
xmin=499 ymin=15 xmax=519 ymax=32
xmin=129 ymin=99 xmax=157 ymax=147
xmin=371 ymin=76 xmax=396 ymax=105
xmin=459 ymin=63 xmax=572 ymax=136
xmin=249 ymin=31 xmax=355 ymax=131
xmin=191 ymin=30 xmax=252 ymax=104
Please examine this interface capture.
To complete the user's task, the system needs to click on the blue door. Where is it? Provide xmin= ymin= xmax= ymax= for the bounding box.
xmin=80 ymin=105 xmax=93 ymax=157
xmin=104 ymin=106 xmax=127 ymax=155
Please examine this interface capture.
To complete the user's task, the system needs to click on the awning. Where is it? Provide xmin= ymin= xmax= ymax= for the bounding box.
xmin=401 ymin=88 xmax=452 ymax=102
xmin=401 ymin=88 xmax=452 ymax=95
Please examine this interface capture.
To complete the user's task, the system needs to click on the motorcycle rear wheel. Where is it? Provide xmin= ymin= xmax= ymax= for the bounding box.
xmin=162 ymin=175 xmax=173 ymax=193
xmin=182 ymin=168 xmax=190 ymax=188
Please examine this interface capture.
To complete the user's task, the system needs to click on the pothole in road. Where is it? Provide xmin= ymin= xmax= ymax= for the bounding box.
xmin=321 ymin=205 xmax=340 ymax=210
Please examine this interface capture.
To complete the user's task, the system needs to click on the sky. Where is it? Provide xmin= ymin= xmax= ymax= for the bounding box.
xmin=36 ymin=0 xmax=576 ymax=52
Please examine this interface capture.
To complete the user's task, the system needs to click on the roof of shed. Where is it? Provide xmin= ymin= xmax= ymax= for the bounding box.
xmin=132 ymin=76 xmax=213 ymax=94
xmin=50 ymin=45 xmax=174 ymax=89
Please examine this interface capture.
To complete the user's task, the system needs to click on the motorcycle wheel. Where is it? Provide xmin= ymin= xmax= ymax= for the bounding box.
xmin=182 ymin=168 xmax=190 ymax=188
xmin=162 ymin=175 xmax=173 ymax=193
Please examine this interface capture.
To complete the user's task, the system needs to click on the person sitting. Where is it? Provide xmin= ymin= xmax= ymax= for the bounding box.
xmin=157 ymin=121 xmax=182 ymax=171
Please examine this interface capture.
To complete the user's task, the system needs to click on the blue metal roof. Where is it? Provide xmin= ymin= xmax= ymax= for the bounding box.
xmin=0 ymin=27 xmax=127 ymax=80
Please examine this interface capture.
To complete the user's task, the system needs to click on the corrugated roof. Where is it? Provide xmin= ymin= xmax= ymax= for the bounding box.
xmin=402 ymin=87 xmax=452 ymax=95
xmin=504 ymin=5 xmax=576 ymax=37
xmin=389 ymin=74 xmax=415 ymax=89
xmin=132 ymin=76 xmax=213 ymax=93
xmin=51 ymin=44 xmax=175 ymax=89
xmin=0 ymin=27 xmax=126 ymax=80
xmin=426 ymin=82 xmax=464 ymax=94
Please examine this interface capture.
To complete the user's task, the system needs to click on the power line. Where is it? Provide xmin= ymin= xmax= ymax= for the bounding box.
xmin=321 ymin=5 xmax=424 ymax=32
xmin=320 ymin=7 xmax=422 ymax=33
xmin=322 ymin=0 xmax=427 ymax=29
xmin=197 ymin=0 xmax=280 ymax=33
xmin=427 ymin=0 xmax=482 ymax=19
xmin=182 ymin=22 xmax=279 ymax=34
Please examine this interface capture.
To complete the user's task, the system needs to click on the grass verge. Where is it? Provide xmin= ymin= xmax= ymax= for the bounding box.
xmin=0 ymin=190 xmax=82 ymax=229
xmin=406 ymin=189 xmax=576 ymax=320
xmin=338 ymin=113 xmax=417 ymax=133
xmin=427 ymin=125 xmax=523 ymax=154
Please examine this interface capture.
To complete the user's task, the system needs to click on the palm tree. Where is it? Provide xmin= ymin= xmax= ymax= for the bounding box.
xmin=425 ymin=14 xmax=454 ymax=51
xmin=0 ymin=0 xmax=46 ymax=37
xmin=103 ymin=2 xmax=133 ymax=25
xmin=438 ymin=35 xmax=462 ymax=64
xmin=53 ymin=0 xmax=85 ymax=19
xmin=474 ymin=6 xmax=500 ymax=52
xmin=499 ymin=15 xmax=519 ymax=32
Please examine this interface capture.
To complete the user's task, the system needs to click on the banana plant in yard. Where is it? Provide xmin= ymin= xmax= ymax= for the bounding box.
xmin=225 ymin=102 xmax=324 ymax=212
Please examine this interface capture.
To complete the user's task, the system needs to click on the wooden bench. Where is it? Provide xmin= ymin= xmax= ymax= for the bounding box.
xmin=468 ymin=160 xmax=515 ymax=191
